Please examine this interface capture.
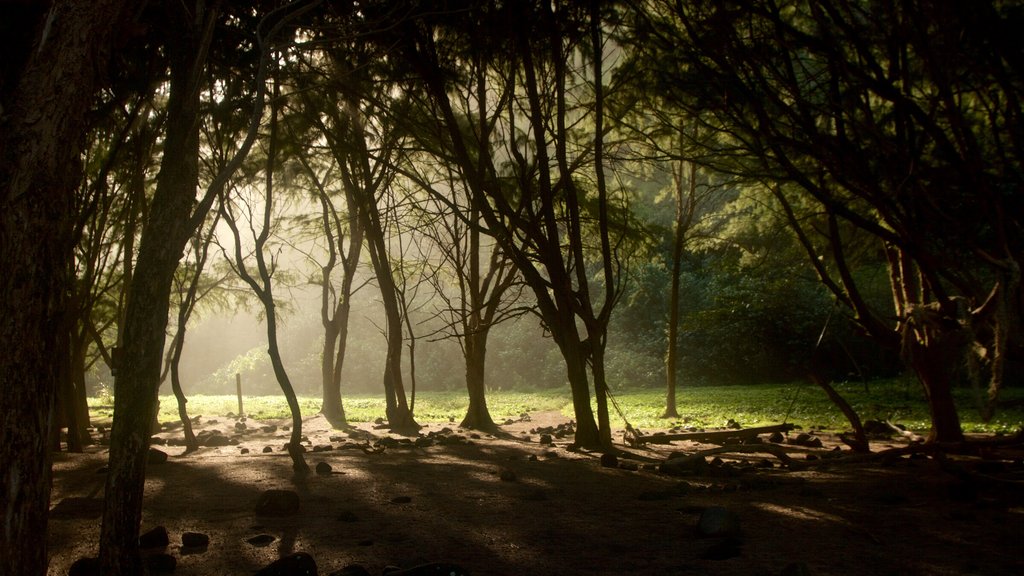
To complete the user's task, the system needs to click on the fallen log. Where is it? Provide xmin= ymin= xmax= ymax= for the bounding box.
xmin=630 ymin=423 xmax=796 ymax=446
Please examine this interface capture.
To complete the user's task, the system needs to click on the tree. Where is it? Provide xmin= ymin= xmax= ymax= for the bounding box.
xmin=409 ymin=164 xmax=527 ymax=431
xmin=98 ymin=1 xmax=322 ymax=570
xmin=0 ymin=1 xmax=135 ymax=573
xmin=398 ymin=1 xmax=634 ymax=449
xmin=305 ymin=43 xmax=419 ymax=433
xmin=220 ymin=66 xmax=309 ymax=473
xmin=630 ymin=0 xmax=1024 ymax=442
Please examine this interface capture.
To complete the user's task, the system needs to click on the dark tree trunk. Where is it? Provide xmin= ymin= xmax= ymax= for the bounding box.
xmin=0 ymin=1 xmax=128 ymax=573
xmin=169 ymin=331 xmax=199 ymax=453
xmin=362 ymin=197 xmax=418 ymax=433
xmin=460 ymin=328 xmax=497 ymax=431
xmin=99 ymin=3 xmax=209 ymax=570
xmin=909 ymin=337 xmax=966 ymax=443
xmin=321 ymin=321 xmax=347 ymax=425
xmin=589 ymin=341 xmax=614 ymax=449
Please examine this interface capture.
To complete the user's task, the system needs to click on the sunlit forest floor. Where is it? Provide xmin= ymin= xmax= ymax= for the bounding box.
xmin=49 ymin=405 xmax=1024 ymax=576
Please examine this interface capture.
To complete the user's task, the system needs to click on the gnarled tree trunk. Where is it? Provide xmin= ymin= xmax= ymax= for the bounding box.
xmin=0 ymin=2 xmax=129 ymax=573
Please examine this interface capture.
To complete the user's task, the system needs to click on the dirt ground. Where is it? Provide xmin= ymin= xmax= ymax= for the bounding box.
xmin=47 ymin=411 xmax=1024 ymax=576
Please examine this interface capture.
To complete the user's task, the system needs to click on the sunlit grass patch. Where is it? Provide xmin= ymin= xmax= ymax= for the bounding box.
xmin=86 ymin=378 xmax=1024 ymax=435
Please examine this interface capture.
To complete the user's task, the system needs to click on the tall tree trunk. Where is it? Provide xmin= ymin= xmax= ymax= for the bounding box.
xmin=0 ymin=1 xmax=128 ymax=573
xmin=663 ymin=162 xmax=691 ymax=419
xmin=99 ymin=3 xmax=210 ymax=570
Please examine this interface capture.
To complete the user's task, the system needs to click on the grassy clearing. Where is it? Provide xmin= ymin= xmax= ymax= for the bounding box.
xmin=87 ymin=378 xmax=1024 ymax=434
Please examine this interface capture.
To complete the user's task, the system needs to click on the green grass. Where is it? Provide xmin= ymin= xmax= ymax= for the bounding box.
xmin=87 ymin=378 xmax=1024 ymax=434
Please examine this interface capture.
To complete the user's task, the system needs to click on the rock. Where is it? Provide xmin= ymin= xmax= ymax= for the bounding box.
xmin=791 ymin=433 xmax=823 ymax=448
xmin=329 ymin=565 xmax=372 ymax=576
xmin=700 ymin=537 xmax=743 ymax=560
xmin=150 ymin=436 xmax=166 ymax=446
xmin=262 ymin=425 xmax=278 ymax=433
xmin=696 ymin=506 xmax=741 ymax=538
xmin=600 ymin=453 xmax=618 ymax=468
xmin=147 ymin=448 xmax=168 ymax=465
xmin=182 ymin=531 xmax=209 ymax=548
xmin=255 ymin=489 xmax=300 ymax=516
xmin=726 ymin=418 xmax=742 ymax=430
xmin=336 ymin=510 xmax=359 ymax=522
xmin=385 ymin=563 xmax=470 ymax=575
xmin=254 ymin=552 xmax=318 ymax=576
xmin=498 ymin=468 xmax=517 ymax=482
xmin=241 ymin=448 xmax=250 ymax=454
xmin=779 ymin=561 xmax=813 ymax=576
xmin=203 ymin=434 xmax=231 ymax=447
xmin=145 ymin=553 xmax=177 ymax=574
xmin=263 ymin=446 xmax=274 ymax=453
xmin=247 ymin=534 xmax=277 ymax=547
xmin=68 ymin=557 xmax=100 ymax=576
xmin=539 ymin=434 xmax=553 ymax=445
xmin=235 ymin=421 xmax=247 ymax=431
xmin=768 ymin=431 xmax=785 ymax=443
xmin=316 ymin=462 xmax=332 ymax=476
xmin=139 ymin=526 xmax=169 ymax=549
xmin=660 ymin=455 xmax=708 ymax=476
xmin=620 ymin=461 xmax=640 ymax=471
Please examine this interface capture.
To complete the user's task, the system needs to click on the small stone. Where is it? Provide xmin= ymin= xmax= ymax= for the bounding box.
xmin=336 ymin=510 xmax=359 ymax=522
xmin=600 ymin=453 xmax=618 ymax=468
xmin=241 ymin=448 xmax=250 ymax=454
xmin=235 ymin=421 xmax=247 ymax=431
xmin=700 ymin=537 xmax=743 ymax=560
xmin=779 ymin=561 xmax=813 ymax=576
xmin=262 ymin=425 xmax=278 ymax=433
xmin=539 ymin=434 xmax=553 ymax=445
xmin=316 ymin=462 xmax=332 ymax=476
xmin=247 ymin=534 xmax=276 ymax=547
xmin=329 ymin=565 xmax=372 ymax=576
xmin=696 ymin=506 xmax=741 ymax=538
xmin=182 ymin=531 xmax=210 ymax=548
xmin=255 ymin=489 xmax=300 ymax=516
xmin=68 ymin=557 xmax=100 ymax=576
xmin=254 ymin=552 xmax=317 ymax=576
xmin=620 ymin=461 xmax=639 ymax=471
xmin=263 ymin=446 xmax=274 ymax=453
xmin=139 ymin=526 xmax=169 ymax=549
xmin=769 ymin=431 xmax=785 ymax=443
xmin=147 ymin=448 xmax=168 ymax=465
xmin=384 ymin=563 xmax=470 ymax=575
xmin=145 ymin=553 xmax=177 ymax=574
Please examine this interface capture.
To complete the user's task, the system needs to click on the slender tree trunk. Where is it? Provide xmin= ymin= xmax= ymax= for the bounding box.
xmin=460 ymin=328 xmax=497 ymax=431
xmin=266 ymin=305 xmax=310 ymax=473
xmin=99 ymin=4 xmax=209 ymax=570
xmin=663 ymin=166 xmax=688 ymax=419
xmin=0 ymin=2 xmax=128 ymax=573
xmin=589 ymin=341 xmax=614 ymax=449
xmin=169 ymin=330 xmax=199 ymax=453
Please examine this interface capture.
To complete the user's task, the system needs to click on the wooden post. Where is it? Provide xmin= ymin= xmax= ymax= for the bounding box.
xmin=236 ymin=373 xmax=243 ymax=417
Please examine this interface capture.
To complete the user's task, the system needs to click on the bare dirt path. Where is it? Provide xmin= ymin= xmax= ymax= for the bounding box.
xmin=48 ymin=412 xmax=1024 ymax=575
